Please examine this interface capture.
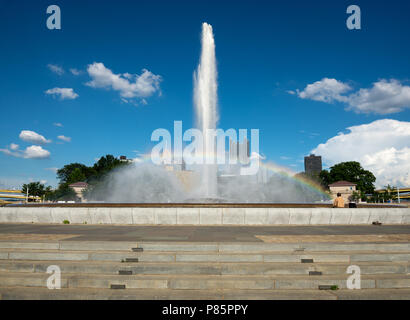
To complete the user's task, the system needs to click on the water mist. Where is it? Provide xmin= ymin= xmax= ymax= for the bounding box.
xmin=193 ymin=22 xmax=218 ymax=198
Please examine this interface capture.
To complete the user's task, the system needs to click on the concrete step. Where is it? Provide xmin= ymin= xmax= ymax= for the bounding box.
xmin=0 ymin=241 xmax=409 ymax=253
xmin=0 ymin=272 xmax=409 ymax=290
xmin=3 ymin=286 xmax=410 ymax=300
xmin=0 ymin=286 xmax=333 ymax=300
xmin=0 ymin=260 xmax=408 ymax=276
xmin=1 ymin=248 xmax=409 ymax=263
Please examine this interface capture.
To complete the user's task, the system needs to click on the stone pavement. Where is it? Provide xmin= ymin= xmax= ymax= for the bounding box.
xmin=1 ymin=223 xmax=410 ymax=299
xmin=0 ymin=223 xmax=409 ymax=242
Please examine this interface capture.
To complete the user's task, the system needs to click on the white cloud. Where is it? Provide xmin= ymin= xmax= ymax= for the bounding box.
xmin=296 ymin=78 xmax=351 ymax=103
xmin=53 ymin=122 xmax=63 ymax=127
xmin=0 ymin=145 xmax=50 ymax=159
xmin=69 ymin=68 xmax=81 ymax=76
xmin=292 ymin=78 xmax=410 ymax=114
xmin=9 ymin=143 xmax=19 ymax=150
xmin=57 ymin=135 xmax=71 ymax=142
xmin=86 ymin=62 xmax=161 ymax=101
xmin=312 ymin=119 xmax=410 ymax=188
xmin=347 ymin=79 xmax=410 ymax=114
xmin=45 ymin=167 xmax=58 ymax=173
xmin=0 ymin=148 xmax=18 ymax=157
xmin=19 ymin=130 xmax=51 ymax=144
xmin=45 ymin=88 xmax=79 ymax=100
xmin=47 ymin=64 xmax=64 ymax=75
xmin=23 ymin=146 xmax=50 ymax=159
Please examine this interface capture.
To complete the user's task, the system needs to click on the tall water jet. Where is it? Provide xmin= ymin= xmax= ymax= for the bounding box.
xmin=194 ymin=22 xmax=218 ymax=198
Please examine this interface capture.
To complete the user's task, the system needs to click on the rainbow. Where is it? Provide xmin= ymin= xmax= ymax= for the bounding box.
xmin=258 ymin=162 xmax=331 ymax=199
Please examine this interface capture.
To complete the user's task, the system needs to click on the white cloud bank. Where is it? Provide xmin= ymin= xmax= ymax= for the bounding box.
xmin=312 ymin=119 xmax=410 ymax=188
xmin=292 ymin=78 xmax=410 ymax=114
xmin=47 ymin=64 xmax=64 ymax=75
xmin=24 ymin=146 xmax=51 ymax=159
xmin=0 ymin=145 xmax=50 ymax=159
xmin=19 ymin=130 xmax=51 ymax=144
xmin=45 ymin=88 xmax=79 ymax=100
xmin=86 ymin=62 xmax=161 ymax=101
xmin=57 ymin=135 xmax=71 ymax=142
xmin=296 ymin=78 xmax=351 ymax=103
xmin=69 ymin=68 xmax=81 ymax=76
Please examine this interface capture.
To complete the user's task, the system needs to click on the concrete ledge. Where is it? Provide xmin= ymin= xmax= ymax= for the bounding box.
xmin=69 ymin=208 xmax=92 ymax=224
xmin=132 ymin=208 xmax=155 ymax=224
xmin=199 ymin=208 xmax=222 ymax=225
xmin=310 ymin=208 xmax=332 ymax=224
xmin=155 ymin=208 xmax=177 ymax=225
xmin=0 ymin=206 xmax=409 ymax=225
xmin=289 ymin=208 xmax=311 ymax=225
xmin=109 ymin=208 xmax=133 ymax=225
xmin=267 ymin=208 xmax=290 ymax=225
xmin=222 ymin=208 xmax=245 ymax=225
xmin=244 ymin=208 xmax=268 ymax=225
xmin=350 ymin=209 xmax=371 ymax=224
xmin=177 ymin=208 xmax=200 ymax=225
xmin=50 ymin=207 xmax=71 ymax=224
xmin=330 ymin=209 xmax=352 ymax=225
xmin=89 ymin=208 xmax=111 ymax=224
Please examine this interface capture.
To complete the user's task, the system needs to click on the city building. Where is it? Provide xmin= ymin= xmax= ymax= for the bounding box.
xmin=329 ymin=181 xmax=357 ymax=203
xmin=304 ymin=154 xmax=322 ymax=175
xmin=68 ymin=182 xmax=88 ymax=202
xmin=119 ymin=155 xmax=133 ymax=163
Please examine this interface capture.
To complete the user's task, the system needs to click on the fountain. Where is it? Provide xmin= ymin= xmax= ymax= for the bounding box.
xmin=3 ymin=23 xmax=404 ymax=228
xmin=194 ymin=22 xmax=219 ymax=199
xmin=79 ymin=22 xmax=330 ymax=204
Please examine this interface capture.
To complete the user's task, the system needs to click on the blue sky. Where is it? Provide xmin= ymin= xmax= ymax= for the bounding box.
xmin=1 ymin=0 xmax=410 ymax=188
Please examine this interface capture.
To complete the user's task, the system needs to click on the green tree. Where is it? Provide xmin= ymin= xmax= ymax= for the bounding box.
xmin=22 ymin=182 xmax=46 ymax=198
xmin=56 ymin=155 xmax=129 ymax=185
xmin=319 ymin=170 xmax=331 ymax=188
xmin=67 ymin=168 xmax=86 ymax=184
xmin=384 ymin=184 xmax=396 ymax=202
xmin=320 ymin=161 xmax=376 ymax=194
xmin=349 ymin=191 xmax=361 ymax=203
xmin=46 ymin=183 xmax=78 ymax=201
xmin=92 ymin=155 xmax=127 ymax=178
xmin=22 ymin=182 xmax=54 ymax=202
xmin=57 ymin=163 xmax=96 ymax=184
xmin=53 ymin=155 xmax=131 ymax=201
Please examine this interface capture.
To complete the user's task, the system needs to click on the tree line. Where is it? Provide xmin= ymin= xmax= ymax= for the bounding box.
xmin=22 ymin=155 xmax=130 ymax=201
xmin=295 ymin=161 xmax=394 ymax=202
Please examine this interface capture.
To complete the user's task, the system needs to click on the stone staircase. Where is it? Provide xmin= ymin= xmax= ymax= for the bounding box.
xmin=0 ymin=241 xmax=409 ymax=299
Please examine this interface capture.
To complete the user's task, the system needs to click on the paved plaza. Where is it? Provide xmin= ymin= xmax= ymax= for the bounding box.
xmin=0 ymin=223 xmax=409 ymax=242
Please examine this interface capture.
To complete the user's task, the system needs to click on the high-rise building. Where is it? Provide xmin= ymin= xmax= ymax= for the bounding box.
xmin=304 ymin=154 xmax=322 ymax=175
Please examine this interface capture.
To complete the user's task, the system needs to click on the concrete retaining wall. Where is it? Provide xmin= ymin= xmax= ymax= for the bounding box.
xmin=0 ymin=206 xmax=409 ymax=225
